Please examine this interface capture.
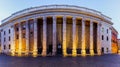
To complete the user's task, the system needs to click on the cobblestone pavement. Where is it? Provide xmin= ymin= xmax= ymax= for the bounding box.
xmin=0 ymin=54 xmax=120 ymax=67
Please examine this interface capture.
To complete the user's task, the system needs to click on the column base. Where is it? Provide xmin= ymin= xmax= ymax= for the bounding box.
xmin=11 ymin=52 xmax=15 ymax=56
xmin=42 ymin=50 xmax=46 ymax=56
xmin=25 ymin=50 xmax=29 ymax=55
xmin=97 ymin=49 xmax=101 ymax=55
xmin=18 ymin=49 xmax=22 ymax=56
xmin=81 ymin=49 xmax=86 ymax=56
xmin=18 ymin=52 xmax=22 ymax=57
xmin=63 ymin=49 xmax=67 ymax=57
xmin=72 ymin=50 xmax=77 ymax=57
xmin=25 ymin=52 xmax=29 ymax=56
xmin=52 ymin=50 xmax=56 ymax=56
xmin=90 ymin=50 xmax=94 ymax=56
xmin=118 ymin=50 xmax=120 ymax=54
xmin=33 ymin=50 xmax=38 ymax=57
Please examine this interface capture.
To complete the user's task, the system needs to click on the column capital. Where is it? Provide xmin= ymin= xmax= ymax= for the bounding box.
xmin=63 ymin=16 xmax=66 ymax=21
xmin=81 ymin=18 xmax=86 ymax=22
xmin=72 ymin=17 xmax=76 ymax=21
xmin=43 ymin=16 xmax=46 ymax=19
xmin=33 ymin=18 xmax=37 ymax=23
xmin=90 ymin=20 xmax=94 ymax=23
xmin=53 ymin=16 xmax=56 ymax=21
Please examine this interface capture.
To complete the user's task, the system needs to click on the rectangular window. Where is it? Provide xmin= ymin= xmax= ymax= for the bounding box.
xmin=16 ymin=27 xmax=19 ymax=31
xmin=4 ymin=37 xmax=6 ymax=42
xmin=4 ymin=31 xmax=5 ymax=35
xmin=9 ymin=29 xmax=11 ymax=34
xmin=102 ymin=28 xmax=104 ymax=32
xmin=107 ymin=29 xmax=108 ymax=34
xmin=16 ymin=35 xmax=19 ymax=39
xmin=102 ymin=35 xmax=104 ymax=40
xmin=4 ymin=45 xmax=6 ymax=50
xmin=15 ymin=24 xmax=19 ymax=32
xmin=22 ymin=33 xmax=26 ymax=38
xmin=107 ymin=36 xmax=109 ymax=41
xmin=9 ymin=36 xmax=11 ymax=41
xmin=9 ymin=44 xmax=11 ymax=49
xmin=30 ymin=32 xmax=33 ymax=37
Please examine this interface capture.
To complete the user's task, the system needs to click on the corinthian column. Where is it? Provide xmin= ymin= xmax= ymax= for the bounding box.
xmin=18 ymin=23 xmax=22 ymax=56
xmin=42 ymin=17 xmax=47 ymax=56
xmin=63 ymin=16 xmax=67 ymax=57
xmin=52 ymin=16 xmax=57 ymax=56
xmin=33 ymin=18 xmax=38 ymax=57
xmin=26 ymin=20 xmax=29 ymax=55
xmin=81 ymin=19 xmax=86 ymax=56
xmin=90 ymin=20 xmax=94 ymax=55
xmin=72 ymin=17 xmax=77 ymax=57
xmin=97 ymin=23 xmax=101 ymax=55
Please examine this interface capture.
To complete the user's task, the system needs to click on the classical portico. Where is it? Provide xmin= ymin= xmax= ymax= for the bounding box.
xmin=11 ymin=16 xmax=101 ymax=57
xmin=0 ymin=5 xmax=113 ymax=57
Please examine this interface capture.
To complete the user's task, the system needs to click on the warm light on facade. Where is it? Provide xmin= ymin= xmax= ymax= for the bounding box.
xmin=90 ymin=50 xmax=94 ymax=56
xmin=0 ymin=5 xmax=116 ymax=57
xmin=81 ymin=50 xmax=86 ymax=56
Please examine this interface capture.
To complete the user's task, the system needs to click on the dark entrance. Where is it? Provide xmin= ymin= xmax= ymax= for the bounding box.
xmin=37 ymin=18 xmax=43 ymax=54
xmin=57 ymin=43 xmax=62 ymax=55
xmin=56 ymin=17 xmax=63 ymax=56
xmin=101 ymin=47 xmax=104 ymax=54
xmin=93 ymin=23 xmax=97 ymax=54
xmin=47 ymin=45 xmax=53 ymax=55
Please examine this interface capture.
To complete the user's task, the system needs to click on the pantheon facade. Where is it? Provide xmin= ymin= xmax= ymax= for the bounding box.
xmin=0 ymin=5 xmax=113 ymax=57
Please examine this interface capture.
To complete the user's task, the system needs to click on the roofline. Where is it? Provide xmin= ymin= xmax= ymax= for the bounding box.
xmin=112 ymin=26 xmax=118 ymax=34
xmin=2 ymin=4 xmax=112 ymax=24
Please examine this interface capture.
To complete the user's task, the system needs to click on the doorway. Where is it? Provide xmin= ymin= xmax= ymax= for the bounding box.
xmin=101 ymin=47 xmax=104 ymax=54
xmin=57 ymin=43 xmax=62 ymax=55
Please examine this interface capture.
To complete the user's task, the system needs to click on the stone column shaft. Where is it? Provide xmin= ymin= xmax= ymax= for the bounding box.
xmin=26 ymin=21 xmax=29 ymax=55
xmin=72 ymin=17 xmax=77 ymax=56
xmin=90 ymin=21 xmax=94 ymax=55
xmin=33 ymin=19 xmax=38 ymax=56
xmin=81 ymin=19 xmax=86 ymax=55
xmin=63 ymin=16 xmax=67 ymax=56
xmin=19 ymin=23 xmax=22 ymax=55
xmin=42 ymin=17 xmax=47 ymax=56
xmin=52 ymin=16 xmax=57 ymax=55
xmin=11 ymin=25 xmax=15 ymax=56
xmin=97 ymin=23 xmax=101 ymax=55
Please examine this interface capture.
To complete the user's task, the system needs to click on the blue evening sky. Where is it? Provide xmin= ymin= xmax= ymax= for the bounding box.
xmin=0 ymin=0 xmax=120 ymax=38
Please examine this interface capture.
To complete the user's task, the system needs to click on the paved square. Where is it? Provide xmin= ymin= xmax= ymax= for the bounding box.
xmin=0 ymin=54 xmax=120 ymax=67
